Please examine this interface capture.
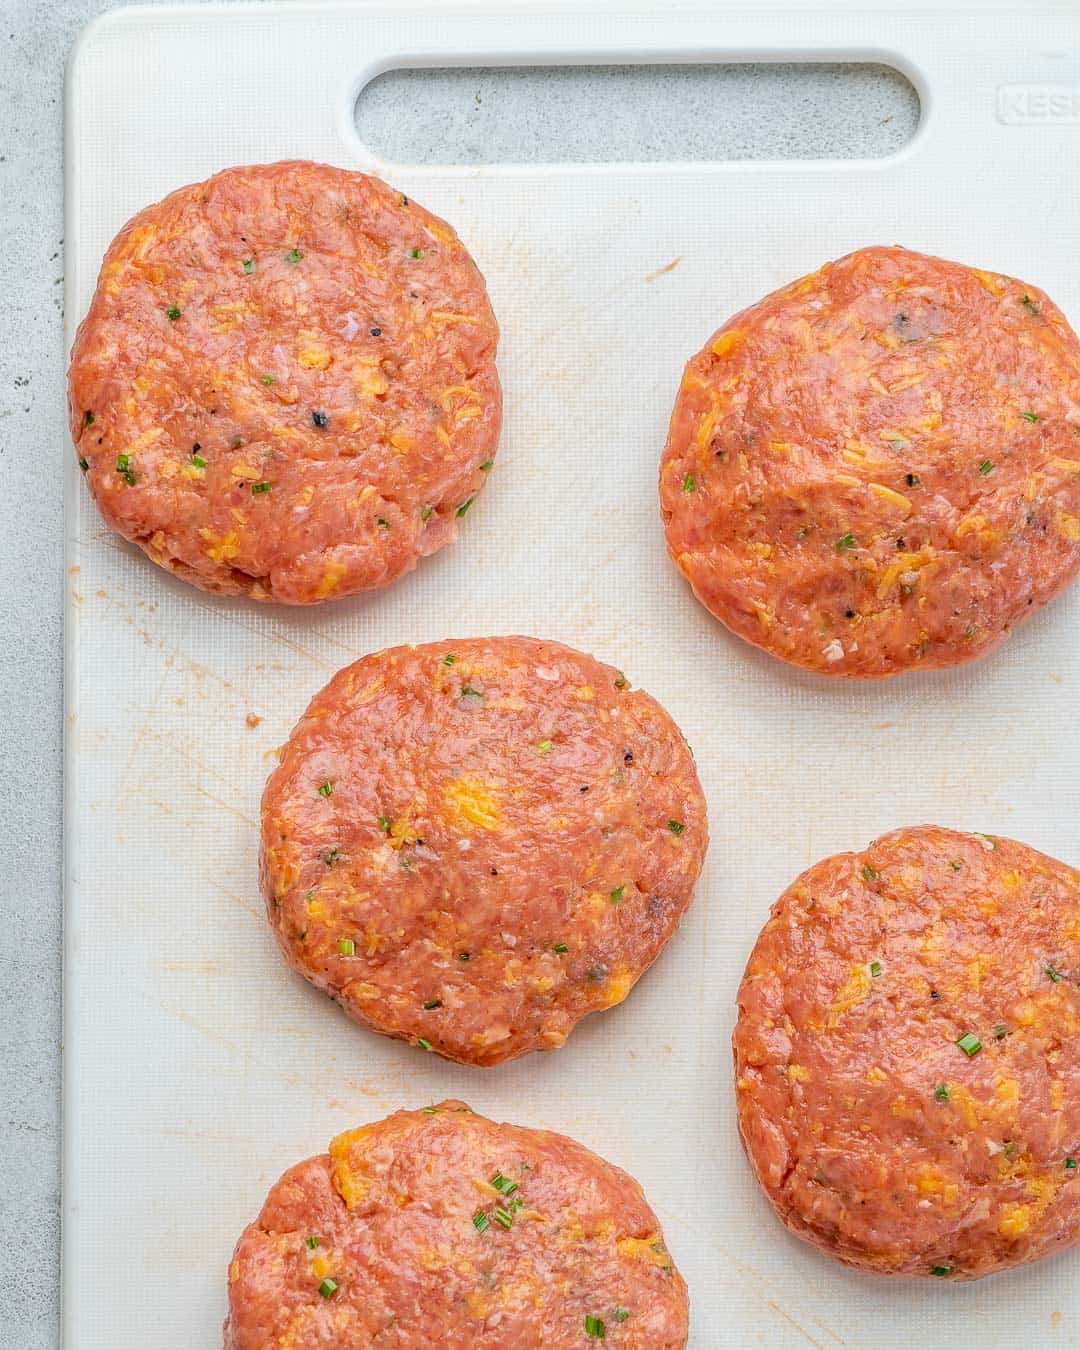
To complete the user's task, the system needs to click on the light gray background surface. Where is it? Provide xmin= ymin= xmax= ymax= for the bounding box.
xmin=0 ymin=2 xmax=938 ymax=1343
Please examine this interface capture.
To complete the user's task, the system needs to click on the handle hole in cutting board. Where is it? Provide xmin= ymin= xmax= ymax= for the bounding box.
xmin=356 ymin=63 xmax=919 ymax=165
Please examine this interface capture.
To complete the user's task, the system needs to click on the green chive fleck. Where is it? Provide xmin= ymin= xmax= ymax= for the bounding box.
xmin=682 ymin=473 xmax=696 ymax=493
xmin=461 ymin=685 xmax=483 ymax=699
xmin=337 ymin=938 xmax=354 ymax=956
xmin=324 ymin=847 xmax=340 ymax=867
xmin=78 ymin=458 xmax=89 ymax=472
xmin=305 ymin=1236 xmax=319 ymax=1249
xmin=957 ymin=1032 xmax=982 ymax=1057
xmin=422 ymin=1106 xmax=439 ymax=1115
xmin=377 ymin=814 xmax=390 ymax=833
xmin=318 ymin=780 xmax=334 ymax=797
xmin=836 ymin=532 xmax=857 ymax=551
xmin=411 ymin=248 xmax=423 ymax=259
xmin=1021 ymin=294 xmax=1040 ymax=315
xmin=472 ymin=1210 xmax=490 ymax=1233
xmin=870 ymin=960 xmax=883 ymax=978
xmin=614 ymin=671 xmax=627 ymax=689
xmin=1047 ymin=964 xmax=1064 ymax=983
xmin=585 ymin=1316 xmax=606 ymax=1339
xmin=262 ymin=373 xmax=276 ymax=385
xmin=933 ymin=1083 xmax=950 ymax=1101
xmin=610 ymin=885 xmax=626 ymax=904
xmin=252 ymin=481 xmax=271 ymax=494
xmin=668 ymin=819 xmax=685 ymax=836
xmin=1067 ymin=1159 xmax=1078 ymax=1170
xmin=377 ymin=517 xmax=391 ymax=529
xmin=84 ymin=410 xmax=95 ymax=426
xmin=458 ymin=952 xmax=471 ymax=961
xmin=993 ymin=1023 xmax=1009 ymax=1040
xmin=192 ymin=452 xmax=207 ymax=468
xmin=536 ymin=739 xmax=553 ymax=753
xmin=978 ymin=459 xmax=994 ymax=476
xmin=479 ymin=459 xmax=493 ymax=470
xmin=318 ymin=1278 xmax=338 ymax=1298
xmin=421 ymin=505 xmax=433 ymax=520
xmin=553 ymin=943 xmax=568 ymax=954
xmin=456 ymin=496 xmax=476 ymax=517
xmin=492 ymin=1207 xmax=514 ymax=1229
xmin=286 ymin=249 xmax=302 ymax=263
xmin=611 ymin=1307 xmax=629 ymax=1323
xmin=417 ymin=1037 xmax=433 ymax=1051
xmin=931 ymin=1265 xmax=953 ymax=1278
xmin=242 ymin=259 xmax=254 ymax=274
xmin=861 ymin=865 xmax=878 ymax=882
xmin=490 ymin=1173 xmax=517 ymax=1195
xmin=1021 ymin=410 xmax=1039 ymax=423
xmin=166 ymin=306 xmax=181 ymax=320
xmin=443 ymin=653 xmax=457 ymax=665
xmin=423 ymin=999 xmax=442 ymax=1010
xmin=115 ymin=453 xmax=136 ymax=486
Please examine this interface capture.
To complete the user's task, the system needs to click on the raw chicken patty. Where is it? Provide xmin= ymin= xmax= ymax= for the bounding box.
xmin=69 ymin=161 xmax=501 ymax=603
xmin=260 ymin=636 xmax=707 ymax=1066
xmin=224 ymin=1101 xmax=689 ymax=1348
xmin=734 ymin=825 xmax=1080 ymax=1278
xmin=660 ymin=246 xmax=1080 ymax=676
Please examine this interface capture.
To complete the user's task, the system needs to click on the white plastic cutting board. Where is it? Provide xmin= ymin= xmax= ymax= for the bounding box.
xmin=64 ymin=4 xmax=1080 ymax=1347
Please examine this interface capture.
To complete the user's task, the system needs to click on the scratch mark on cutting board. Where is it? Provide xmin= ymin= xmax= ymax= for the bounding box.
xmin=196 ymin=783 xmax=258 ymax=829
xmin=155 ymin=1001 xmax=242 ymax=1056
xmin=766 ymin=1302 xmax=828 ymax=1350
xmin=114 ymin=669 xmax=171 ymax=798
xmin=654 ymin=1197 xmax=845 ymax=1346
xmin=178 ymin=584 xmax=350 ymax=667
xmin=533 ymin=270 xmax=643 ymax=348
xmin=247 ymin=621 xmax=342 ymax=670
xmin=205 ymin=877 xmax=261 ymax=920
xmin=143 ymin=1124 xmax=254 ymax=1146
xmin=135 ymin=730 xmax=241 ymax=794
xmin=646 ymin=256 xmax=681 ymax=281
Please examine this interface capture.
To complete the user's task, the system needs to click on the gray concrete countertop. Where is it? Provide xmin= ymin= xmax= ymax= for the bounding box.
xmin=0 ymin=2 xmax=948 ymax=1342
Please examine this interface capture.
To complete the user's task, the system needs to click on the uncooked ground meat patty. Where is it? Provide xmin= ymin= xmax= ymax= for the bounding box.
xmin=224 ymin=1101 xmax=688 ymax=1348
xmin=260 ymin=637 xmax=707 ymax=1066
xmin=69 ymin=161 xmax=501 ymax=603
xmin=660 ymin=246 xmax=1080 ymax=677
xmin=734 ymin=825 xmax=1080 ymax=1279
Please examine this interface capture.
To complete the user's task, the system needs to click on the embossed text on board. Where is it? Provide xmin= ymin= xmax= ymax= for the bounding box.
xmin=998 ymin=85 xmax=1080 ymax=125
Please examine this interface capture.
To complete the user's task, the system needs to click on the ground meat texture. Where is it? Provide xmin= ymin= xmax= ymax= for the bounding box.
xmin=224 ymin=1101 xmax=688 ymax=1348
xmin=660 ymin=246 xmax=1080 ymax=677
xmin=68 ymin=161 xmax=501 ymax=603
xmin=733 ymin=825 xmax=1080 ymax=1279
xmin=260 ymin=637 xmax=707 ymax=1066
